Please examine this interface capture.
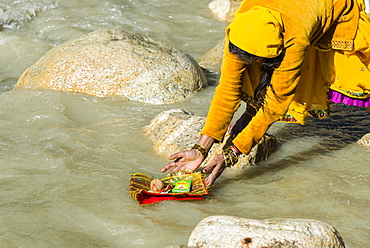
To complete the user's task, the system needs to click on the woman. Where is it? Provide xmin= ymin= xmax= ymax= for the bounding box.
xmin=161 ymin=0 xmax=370 ymax=186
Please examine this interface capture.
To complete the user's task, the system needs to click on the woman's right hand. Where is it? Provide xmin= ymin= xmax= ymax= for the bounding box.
xmin=161 ymin=149 xmax=204 ymax=174
xmin=203 ymin=153 xmax=226 ymax=186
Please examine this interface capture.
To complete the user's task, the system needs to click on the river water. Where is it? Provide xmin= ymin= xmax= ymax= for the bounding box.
xmin=0 ymin=0 xmax=369 ymax=247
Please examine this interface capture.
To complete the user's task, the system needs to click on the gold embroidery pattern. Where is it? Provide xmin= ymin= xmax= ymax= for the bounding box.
xmin=222 ymin=146 xmax=239 ymax=167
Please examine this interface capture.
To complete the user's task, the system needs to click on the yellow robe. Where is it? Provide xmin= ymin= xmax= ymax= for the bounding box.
xmin=201 ymin=0 xmax=370 ymax=154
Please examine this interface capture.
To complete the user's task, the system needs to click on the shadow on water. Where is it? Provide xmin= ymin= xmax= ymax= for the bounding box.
xmin=274 ymin=103 xmax=370 ymax=147
xmin=221 ymin=104 xmax=370 ymax=182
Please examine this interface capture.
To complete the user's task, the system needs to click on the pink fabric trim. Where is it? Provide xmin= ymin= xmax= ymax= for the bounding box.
xmin=328 ymin=90 xmax=370 ymax=107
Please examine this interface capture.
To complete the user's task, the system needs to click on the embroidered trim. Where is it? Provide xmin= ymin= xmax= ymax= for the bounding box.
xmin=308 ymin=109 xmax=331 ymax=119
xmin=191 ymin=144 xmax=208 ymax=159
xmin=279 ymin=109 xmax=330 ymax=123
xmin=279 ymin=114 xmax=299 ymax=123
xmin=222 ymin=146 xmax=239 ymax=167
xmin=335 ymin=89 xmax=370 ymax=98
xmin=241 ymin=92 xmax=259 ymax=108
xmin=314 ymin=40 xmax=354 ymax=51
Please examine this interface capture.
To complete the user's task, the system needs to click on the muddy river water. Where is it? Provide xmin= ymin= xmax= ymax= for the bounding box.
xmin=0 ymin=0 xmax=369 ymax=247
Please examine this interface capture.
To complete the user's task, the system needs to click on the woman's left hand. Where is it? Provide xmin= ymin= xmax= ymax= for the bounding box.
xmin=202 ymin=153 xmax=226 ymax=186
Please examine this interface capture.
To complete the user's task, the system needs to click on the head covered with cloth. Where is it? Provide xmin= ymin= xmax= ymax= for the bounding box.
xmin=226 ymin=6 xmax=284 ymax=58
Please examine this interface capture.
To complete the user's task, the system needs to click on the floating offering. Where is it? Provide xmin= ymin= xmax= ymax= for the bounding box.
xmin=129 ymin=171 xmax=208 ymax=205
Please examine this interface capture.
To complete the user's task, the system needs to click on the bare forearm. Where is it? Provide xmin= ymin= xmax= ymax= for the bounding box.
xmin=197 ymin=135 xmax=215 ymax=151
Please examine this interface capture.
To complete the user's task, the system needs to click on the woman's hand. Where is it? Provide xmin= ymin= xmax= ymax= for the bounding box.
xmin=161 ymin=149 xmax=204 ymax=174
xmin=227 ymin=121 xmax=236 ymax=135
xmin=202 ymin=153 xmax=226 ymax=186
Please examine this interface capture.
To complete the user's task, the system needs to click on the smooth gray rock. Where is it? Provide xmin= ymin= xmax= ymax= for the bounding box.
xmin=145 ymin=109 xmax=277 ymax=168
xmin=15 ymin=29 xmax=207 ymax=104
xmin=188 ymin=215 xmax=346 ymax=248
xmin=198 ymin=38 xmax=225 ymax=72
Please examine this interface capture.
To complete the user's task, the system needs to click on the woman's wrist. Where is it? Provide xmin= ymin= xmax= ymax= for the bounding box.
xmin=230 ymin=144 xmax=242 ymax=155
xmin=191 ymin=143 xmax=209 ymax=159
xmin=222 ymin=144 xmax=240 ymax=167
xmin=198 ymin=134 xmax=215 ymax=151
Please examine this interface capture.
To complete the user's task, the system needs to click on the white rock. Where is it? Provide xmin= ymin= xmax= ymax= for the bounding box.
xmin=188 ymin=215 xmax=346 ymax=248
xmin=15 ymin=29 xmax=207 ymax=104
xmin=145 ymin=109 xmax=277 ymax=168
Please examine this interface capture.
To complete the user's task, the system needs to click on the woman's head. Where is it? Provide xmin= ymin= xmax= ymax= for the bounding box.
xmin=226 ymin=7 xmax=283 ymax=58
xmin=229 ymin=41 xmax=283 ymax=109
xmin=229 ymin=41 xmax=264 ymax=64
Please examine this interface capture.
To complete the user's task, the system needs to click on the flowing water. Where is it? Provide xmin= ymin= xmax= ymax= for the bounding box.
xmin=0 ymin=0 xmax=369 ymax=247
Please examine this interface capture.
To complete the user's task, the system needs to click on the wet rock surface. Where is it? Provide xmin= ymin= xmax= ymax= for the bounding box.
xmin=15 ymin=29 xmax=207 ymax=104
xmin=145 ymin=108 xmax=277 ymax=168
xmin=188 ymin=215 xmax=346 ymax=248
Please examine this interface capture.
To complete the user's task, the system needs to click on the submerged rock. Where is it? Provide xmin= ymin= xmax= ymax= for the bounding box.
xmin=15 ymin=29 xmax=207 ymax=104
xmin=199 ymin=0 xmax=242 ymax=72
xmin=357 ymin=133 xmax=370 ymax=147
xmin=144 ymin=109 xmax=277 ymax=168
xmin=198 ymin=38 xmax=225 ymax=72
xmin=188 ymin=215 xmax=346 ymax=248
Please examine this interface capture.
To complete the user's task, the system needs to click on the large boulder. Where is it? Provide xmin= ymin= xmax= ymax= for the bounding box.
xmin=144 ymin=109 xmax=277 ymax=168
xmin=14 ymin=29 xmax=207 ymax=104
xmin=188 ymin=215 xmax=346 ymax=248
